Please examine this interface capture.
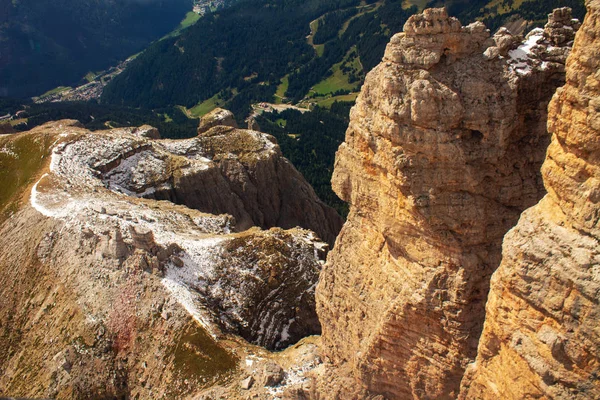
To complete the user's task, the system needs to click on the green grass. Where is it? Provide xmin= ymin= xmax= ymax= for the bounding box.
xmin=84 ymin=72 xmax=97 ymax=82
xmin=312 ymin=62 xmax=361 ymax=95
xmin=315 ymin=92 xmax=359 ymax=108
xmin=274 ymin=118 xmax=287 ymax=127
xmin=274 ymin=75 xmax=289 ymax=103
xmin=180 ymin=11 xmax=201 ymax=29
xmin=308 ymin=18 xmax=325 ymax=57
xmin=162 ymin=11 xmax=201 ymax=40
xmin=187 ymin=94 xmax=225 ymax=118
xmin=315 ymin=44 xmax=325 ymax=57
xmin=166 ymin=320 xmax=237 ymax=397
xmin=311 ymin=46 xmax=363 ymax=96
xmin=0 ymin=133 xmax=54 ymax=217
xmin=9 ymin=118 xmax=28 ymax=127
xmin=40 ymin=86 xmax=71 ymax=97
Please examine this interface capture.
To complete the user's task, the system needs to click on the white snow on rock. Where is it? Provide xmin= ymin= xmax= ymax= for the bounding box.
xmin=267 ymin=356 xmax=322 ymax=397
xmin=29 ymin=127 xmax=326 ymax=349
xmin=507 ymin=29 xmax=544 ymax=75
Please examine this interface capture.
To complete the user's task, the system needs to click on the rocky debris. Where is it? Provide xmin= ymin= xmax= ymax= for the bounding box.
xmin=484 ymin=27 xmax=521 ymax=58
xmin=196 ymin=338 xmax=322 ymax=399
xmin=240 ymin=376 xmax=255 ymax=390
xmin=132 ymin=125 xmax=161 ymax=140
xmin=64 ymin=120 xmax=341 ymax=246
xmin=460 ymin=1 xmax=600 ymax=398
xmin=247 ymin=116 xmax=261 ymax=132
xmin=316 ymin=7 xmax=578 ymax=399
xmin=96 ymin=228 xmax=129 ymax=261
xmin=197 ymin=107 xmax=238 ymax=134
xmin=256 ymin=361 xmax=285 ymax=387
xmin=0 ymin=118 xmax=332 ymax=397
xmin=484 ymin=7 xmax=579 ymax=75
xmin=194 ymin=228 xmax=324 ymax=350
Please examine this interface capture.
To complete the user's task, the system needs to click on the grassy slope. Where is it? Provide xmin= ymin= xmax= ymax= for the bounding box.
xmin=40 ymin=86 xmax=71 ymax=97
xmin=0 ymin=132 xmax=55 ymax=218
xmin=308 ymin=18 xmax=325 ymax=57
xmin=312 ymin=52 xmax=362 ymax=95
xmin=162 ymin=11 xmax=202 ymax=40
xmin=402 ymin=0 xmax=430 ymax=10
xmin=186 ymin=94 xmax=224 ymax=118
xmin=274 ymin=75 xmax=290 ymax=104
xmin=316 ymin=92 xmax=359 ymax=108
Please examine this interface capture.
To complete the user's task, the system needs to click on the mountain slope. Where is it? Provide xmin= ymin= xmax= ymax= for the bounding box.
xmin=0 ymin=0 xmax=191 ymax=97
xmin=0 ymin=118 xmax=338 ymax=398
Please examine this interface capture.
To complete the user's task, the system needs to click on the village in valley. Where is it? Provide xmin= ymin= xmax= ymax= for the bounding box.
xmin=24 ymin=0 xmax=231 ymax=109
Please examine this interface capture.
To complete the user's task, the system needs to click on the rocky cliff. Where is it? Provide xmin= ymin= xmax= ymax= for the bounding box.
xmin=0 ymin=119 xmax=337 ymax=398
xmin=460 ymin=1 xmax=600 ymax=398
xmin=316 ymin=7 xmax=578 ymax=399
xmin=95 ymin=113 xmax=342 ymax=247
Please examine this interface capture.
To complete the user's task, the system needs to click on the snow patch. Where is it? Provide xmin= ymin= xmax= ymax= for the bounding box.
xmin=30 ymin=174 xmax=53 ymax=217
xmin=507 ymin=31 xmax=544 ymax=75
xmin=267 ymin=357 xmax=322 ymax=397
xmin=162 ymin=273 xmax=216 ymax=336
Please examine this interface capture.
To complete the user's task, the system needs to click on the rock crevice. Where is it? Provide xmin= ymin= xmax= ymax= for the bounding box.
xmin=460 ymin=1 xmax=600 ymax=398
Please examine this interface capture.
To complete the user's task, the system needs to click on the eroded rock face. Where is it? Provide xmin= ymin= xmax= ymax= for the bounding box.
xmin=316 ymin=8 xmax=577 ymax=399
xmin=0 ymin=120 xmax=332 ymax=397
xmin=197 ymin=107 xmax=238 ymax=134
xmin=63 ymin=122 xmax=342 ymax=247
xmin=460 ymin=2 xmax=600 ymax=398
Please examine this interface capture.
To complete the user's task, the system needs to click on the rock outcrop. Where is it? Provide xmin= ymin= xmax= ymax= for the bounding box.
xmin=0 ymin=120 xmax=333 ymax=397
xmin=73 ymin=121 xmax=342 ymax=247
xmin=460 ymin=2 xmax=600 ymax=398
xmin=316 ymin=8 xmax=578 ymax=399
xmin=197 ymin=107 xmax=238 ymax=134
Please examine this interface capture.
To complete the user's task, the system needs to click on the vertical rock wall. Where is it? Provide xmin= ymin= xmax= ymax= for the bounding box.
xmin=460 ymin=1 xmax=600 ymax=398
xmin=316 ymin=8 xmax=577 ymax=399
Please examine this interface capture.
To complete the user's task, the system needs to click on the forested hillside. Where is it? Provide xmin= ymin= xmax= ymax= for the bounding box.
xmin=0 ymin=0 xmax=191 ymax=97
xmin=256 ymin=103 xmax=354 ymax=216
xmin=101 ymin=0 xmax=585 ymax=120
xmin=101 ymin=0 xmax=371 ymax=113
xmin=2 ymin=0 xmax=586 ymax=214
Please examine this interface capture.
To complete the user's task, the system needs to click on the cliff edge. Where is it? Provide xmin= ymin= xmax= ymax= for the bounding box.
xmin=316 ymin=7 xmax=578 ymax=399
xmin=0 ymin=119 xmax=336 ymax=398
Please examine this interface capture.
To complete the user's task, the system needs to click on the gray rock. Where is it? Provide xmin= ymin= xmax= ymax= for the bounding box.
xmin=240 ymin=376 xmax=254 ymax=390
xmin=257 ymin=362 xmax=284 ymax=387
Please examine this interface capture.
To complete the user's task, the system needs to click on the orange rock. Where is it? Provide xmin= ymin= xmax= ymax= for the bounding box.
xmin=461 ymin=1 xmax=600 ymax=398
xmin=316 ymin=7 xmax=578 ymax=399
